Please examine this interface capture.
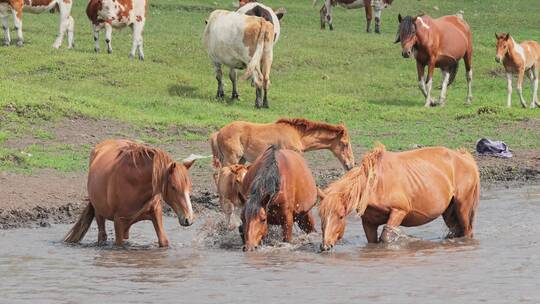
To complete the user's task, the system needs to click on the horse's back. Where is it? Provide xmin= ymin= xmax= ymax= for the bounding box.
xmin=433 ymin=15 xmax=472 ymax=59
xmin=276 ymin=149 xmax=317 ymax=211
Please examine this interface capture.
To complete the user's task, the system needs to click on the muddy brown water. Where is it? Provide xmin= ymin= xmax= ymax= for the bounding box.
xmin=1 ymin=185 xmax=539 ymax=303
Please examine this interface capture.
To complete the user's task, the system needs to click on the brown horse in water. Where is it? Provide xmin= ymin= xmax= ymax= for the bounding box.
xmin=240 ymin=146 xmax=318 ymax=251
xmin=64 ymin=139 xmax=196 ymax=247
xmin=395 ymin=14 xmax=473 ymax=107
xmin=210 ymin=118 xmax=355 ymax=171
xmin=319 ymin=144 xmax=480 ymax=251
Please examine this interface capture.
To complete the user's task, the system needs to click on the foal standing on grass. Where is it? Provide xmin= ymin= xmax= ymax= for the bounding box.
xmin=395 ymin=14 xmax=473 ymax=107
xmin=495 ymin=33 xmax=540 ymax=108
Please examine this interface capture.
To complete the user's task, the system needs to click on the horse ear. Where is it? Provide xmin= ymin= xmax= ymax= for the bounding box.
xmin=183 ymin=159 xmax=195 ymax=170
xmin=494 ymin=32 xmax=499 ymax=39
xmin=169 ymin=162 xmax=177 ymax=173
xmin=317 ymin=187 xmax=326 ymax=200
xmin=505 ymin=33 xmax=510 ymax=41
xmin=397 ymin=13 xmax=402 ymax=23
xmin=274 ymin=7 xmax=286 ymax=20
xmin=394 ymin=32 xmax=401 ymax=44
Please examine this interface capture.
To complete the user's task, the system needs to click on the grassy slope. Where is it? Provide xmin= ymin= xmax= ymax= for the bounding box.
xmin=0 ymin=0 xmax=539 ymax=172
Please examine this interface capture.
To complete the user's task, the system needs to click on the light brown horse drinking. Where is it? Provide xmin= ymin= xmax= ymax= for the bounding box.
xmin=240 ymin=146 xmax=318 ymax=251
xmin=495 ymin=33 xmax=540 ymax=108
xmin=210 ymin=118 xmax=355 ymax=170
xmin=213 ymin=164 xmax=250 ymax=230
xmin=395 ymin=14 xmax=473 ymax=107
xmin=64 ymin=139 xmax=196 ymax=247
xmin=319 ymin=144 xmax=480 ymax=251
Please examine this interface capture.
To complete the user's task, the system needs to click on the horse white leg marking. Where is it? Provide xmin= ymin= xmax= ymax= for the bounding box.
xmin=104 ymin=23 xmax=112 ymax=54
xmin=12 ymin=10 xmax=23 ymax=46
xmin=1 ymin=13 xmax=10 ymax=46
xmin=506 ymin=73 xmax=513 ymax=108
xmin=439 ymin=70 xmax=450 ymax=106
xmin=424 ymin=78 xmax=433 ymax=107
xmin=418 ymin=76 xmax=428 ymax=98
xmin=466 ymin=70 xmax=473 ymax=104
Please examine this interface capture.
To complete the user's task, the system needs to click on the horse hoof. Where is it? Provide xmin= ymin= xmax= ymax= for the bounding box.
xmin=231 ymin=93 xmax=239 ymax=100
xmin=380 ymin=225 xmax=410 ymax=243
xmin=16 ymin=41 xmax=23 ymax=47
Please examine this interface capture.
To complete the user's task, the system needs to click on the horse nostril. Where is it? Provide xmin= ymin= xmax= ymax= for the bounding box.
xmin=242 ymin=246 xmax=247 ymax=252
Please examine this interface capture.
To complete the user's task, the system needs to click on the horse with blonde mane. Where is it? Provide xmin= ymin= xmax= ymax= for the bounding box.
xmin=240 ymin=145 xmax=318 ymax=251
xmin=319 ymin=144 xmax=480 ymax=251
xmin=64 ymin=139 xmax=196 ymax=247
xmin=210 ymin=118 xmax=355 ymax=171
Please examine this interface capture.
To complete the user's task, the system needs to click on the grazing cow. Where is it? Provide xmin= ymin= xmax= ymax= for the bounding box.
xmin=213 ymin=164 xmax=249 ymax=230
xmin=86 ymin=0 xmax=146 ymax=60
xmin=204 ymin=10 xmax=275 ymax=108
xmin=495 ymin=33 xmax=540 ymax=108
xmin=314 ymin=0 xmax=393 ymax=33
xmin=0 ymin=0 xmax=74 ymax=48
xmin=236 ymin=0 xmax=285 ymax=44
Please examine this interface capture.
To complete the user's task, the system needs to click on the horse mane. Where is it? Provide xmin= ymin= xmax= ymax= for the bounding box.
xmin=275 ymin=118 xmax=345 ymax=136
xmin=117 ymin=142 xmax=175 ymax=197
xmin=245 ymin=145 xmax=281 ymax=219
xmin=318 ymin=143 xmax=385 ymax=218
xmin=399 ymin=15 xmax=417 ymax=40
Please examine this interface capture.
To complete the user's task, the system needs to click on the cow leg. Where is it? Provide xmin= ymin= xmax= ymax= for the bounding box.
xmin=130 ymin=20 xmax=144 ymax=60
xmin=319 ymin=5 xmax=326 ymax=30
xmin=255 ymin=87 xmax=263 ymax=108
xmin=53 ymin=2 xmax=72 ymax=49
xmin=373 ymin=0 xmax=382 ymax=34
xmin=438 ymin=69 xmax=450 ymax=107
xmin=214 ymin=63 xmax=224 ymax=99
xmin=506 ymin=72 xmax=513 ymax=107
xmin=229 ymin=68 xmax=239 ymax=99
xmin=517 ymin=68 xmax=527 ymax=108
xmin=105 ymin=23 xmax=113 ymax=54
xmin=93 ymin=24 xmax=100 ymax=52
xmin=363 ymin=0 xmax=372 ymax=33
xmin=1 ymin=13 xmax=9 ymax=46
xmin=66 ymin=16 xmax=74 ymax=48
xmin=11 ymin=7 xmax=23 ymax=47
xmin=324 ymin=0 xmax=333 ymax=31
xmin=261 ymin=48 xmax=273 ymax=108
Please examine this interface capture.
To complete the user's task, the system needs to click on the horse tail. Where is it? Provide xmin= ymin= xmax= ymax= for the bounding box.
xmin=246 ymin=146 xmax=281 ymax=212
xmin=210 ymin=132 xmax=222 ymax=168
xmin=448 ymin=61 xmax=459 ymax=86
xmin=64 ymin=203 xmax=95 ymax=243
xmin=240 ymin=20 xmax=271 ymax=87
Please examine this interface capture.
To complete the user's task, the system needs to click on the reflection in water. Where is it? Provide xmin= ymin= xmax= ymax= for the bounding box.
xmin=0 ymin=185 xmax=539 ymax=303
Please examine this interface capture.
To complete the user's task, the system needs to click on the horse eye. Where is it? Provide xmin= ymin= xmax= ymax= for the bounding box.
xmin=339 ymin=216 xmax=344 ymax=220
xmin=260 ymin=217 xmax=266 ymax=223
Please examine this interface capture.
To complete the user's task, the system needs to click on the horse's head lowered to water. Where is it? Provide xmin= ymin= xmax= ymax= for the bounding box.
xmin=161 ymin=160 xmax=196 ymax=226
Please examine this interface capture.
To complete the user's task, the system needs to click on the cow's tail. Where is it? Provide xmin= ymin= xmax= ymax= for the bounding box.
xmin=210 ymin=131 xmax=222 ymax=169
xmin=64 ymin=203 xmax=95 ymax=243
xmin=245 ymin=145 xmax=281 ymax=215
xmin=240 ymin=20 xmax=269 ymax=87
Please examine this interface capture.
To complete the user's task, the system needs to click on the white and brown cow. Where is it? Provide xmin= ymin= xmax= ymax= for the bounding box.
xmin=0 ymin=0 xmax=74 ymax=48
xmin=314 ymin=0 xmax=393 ymax=33
xmin=204 ymin=10 xmax=275 ymax=108
xmin=86 ymin=0 xmax=146 ymax=60
xmin=236 ymin=0 xmax=285 ymax=44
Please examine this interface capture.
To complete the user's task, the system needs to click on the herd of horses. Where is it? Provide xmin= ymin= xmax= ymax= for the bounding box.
xmin=65 ymin=118 xmax=481 ymax=252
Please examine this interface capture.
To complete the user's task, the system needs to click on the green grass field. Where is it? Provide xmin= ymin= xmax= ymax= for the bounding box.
xmin=0 ymin=0 xmax=539 ymax=172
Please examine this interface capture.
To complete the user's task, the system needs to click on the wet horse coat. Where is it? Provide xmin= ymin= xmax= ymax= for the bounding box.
xmin=210 ymin=118 xmax=355 ymax=171
xmin=319 ymin=144 xmax=480 ymax=251
xmin=0 ymin=0 xmax=74 ymax=48
xmin=241 ymin=146 xmax=318 ymax=251
xmin=64 ymin=139 xmax=196 ymax=247
xmin=396 ymin=14 xmax=473 ymax=107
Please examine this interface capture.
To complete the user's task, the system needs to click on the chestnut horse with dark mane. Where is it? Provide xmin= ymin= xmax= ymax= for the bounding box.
xmin=395 ymin=14 xmax=473 ymax=107
xmin=64 ymin=139 xmax=196 ymax=247
xmin=210 ymin=118 xmax=354 ymax=171
xmin=319 ymin=144 xmax=480 ymax=251
xmin=240 ymin=146 xmax=318 ymax=251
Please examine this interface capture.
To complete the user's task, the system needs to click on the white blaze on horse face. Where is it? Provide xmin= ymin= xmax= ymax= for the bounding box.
xmin=512 ymin=37 xmax=526 ymax=63
xmin=417 ymin=16 xmax=430 ymax=29
xmin=183 ymin=191 xmax=194 ymax=221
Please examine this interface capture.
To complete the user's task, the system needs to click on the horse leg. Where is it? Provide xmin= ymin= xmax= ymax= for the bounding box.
xmin=438 ymin=69 xmax=451 ymax=107
xmin=229 ymin=68 xmax=239 ymax=100
xmin=373 ymin=0 xmax=382 ymax=34
xmin=416 ymin=62 xmax=429 ymax=101
xmin=361 ymin=219 xmax=379 ymax=243
xmin=424 ymin=63 xmax=436 ymax=107
xmin=282 ymin=212 xmax=294 ymax=242
xmin=1 ymin=11 xmax=11 ymax=46
xmin=442 ymin=200 xmax=462 ymax=238
xmin=113 ymin=216 xmax=125 ymax=247
xmin=464 ymin=51 xmax=473 ymax=104
xmin=214 ymin=62 xmax=224 ymax=99
xmin=453 ymin=196 xmax=477 ymax=239
xmin=530 ymin=66 xmax=538 ymax=108
xmin=380 ymin=208 xmax=407 ymax=243
xmin=104 ymin=23 xmax=113 ymax=54
xmin=506 ymin=72 xmax=513 ymax=107
xmin=96 ymin=214 xmax=107 ymax=244
xmin=324 ymin=0 xmax=333 ymax=31
xmin=11 ymin=6 xmax=23 ymax=47
xmin=363 ymin=0 xmax=372 ymax=33
xmin=151 ymin=203 xmax=169 ymax=247
xmin=296 ymin=211 xmax=316 ymax=234
xmin=517 ymin=68 xmax=527 ymax=108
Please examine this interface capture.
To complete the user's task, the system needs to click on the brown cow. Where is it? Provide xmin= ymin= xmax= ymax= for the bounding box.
xmin=314 ymin=0 xmax=393 ymax=33
xmin=86 ymin=0 xmax=146 ymax=60
xmin=0 ymin=0 xmax=74 ymax=48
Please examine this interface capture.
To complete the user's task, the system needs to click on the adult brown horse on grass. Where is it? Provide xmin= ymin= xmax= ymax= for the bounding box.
xmin=210 ymin=118 xmax=355 ymax=170
xmin=319 ymin=144 xmax=480 ymax=251
xmin=395 ymin=14 xmax=473 ymax=107
xmin=64 ymin=139 xmax=196 ymax=247
xmin=240 ymin=146 xmax=318 ymax=251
